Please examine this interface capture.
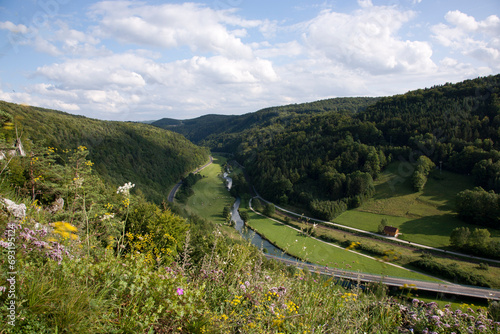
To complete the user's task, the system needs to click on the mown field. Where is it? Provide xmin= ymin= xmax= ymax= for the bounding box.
xmin=334 ymin=162 xmax=500 ymax=248
xmin=178 ymin=155 xmax=234 ymax=225
xmin=239 ymin=200 xmax=441 ymax=282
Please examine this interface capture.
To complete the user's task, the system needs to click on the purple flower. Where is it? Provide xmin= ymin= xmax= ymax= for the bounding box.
xmin=176 ymin=288 xmax=184 ymax=295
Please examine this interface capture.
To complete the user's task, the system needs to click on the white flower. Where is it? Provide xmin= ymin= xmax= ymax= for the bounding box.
xmin=117 ymin=182 xmax=135 ymax=195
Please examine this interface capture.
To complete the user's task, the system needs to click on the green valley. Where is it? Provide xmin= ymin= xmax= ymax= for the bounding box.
xmin=2 ymin=74 xmax=500 ymax=333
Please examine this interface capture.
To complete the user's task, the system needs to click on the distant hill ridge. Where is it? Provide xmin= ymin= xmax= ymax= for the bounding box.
xmin=152 ymin=97 xmax=379 ymax=144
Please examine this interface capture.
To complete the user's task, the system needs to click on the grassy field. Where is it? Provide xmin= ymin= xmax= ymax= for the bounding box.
xmin=241 ymin=201 xmax=441 ymax=282
xmin=181 ymin=158 xmax=441 ymax=281
xmin=334 ymin=162 xmax=500 ymax=248
xmin=180 ymin=158 xmax=500 ymax=285
xmin=179 ymin=155 xmax=234 ymax=225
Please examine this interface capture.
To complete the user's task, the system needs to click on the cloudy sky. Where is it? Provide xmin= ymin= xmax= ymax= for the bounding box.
xmin=0 ymin=0 xmax=499 ymax=121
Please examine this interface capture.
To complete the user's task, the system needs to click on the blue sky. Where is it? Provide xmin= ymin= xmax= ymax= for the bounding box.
xmin=0 ymin=0 xmax=499 ymax=121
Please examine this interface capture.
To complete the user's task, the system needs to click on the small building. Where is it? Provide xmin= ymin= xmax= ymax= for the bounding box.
xmin=383 ymin=226 xmax=399 ymax=237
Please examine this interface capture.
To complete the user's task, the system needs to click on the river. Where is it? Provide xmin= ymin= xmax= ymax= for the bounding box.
xmin=231 ymin=197 xmax=301 ymax=262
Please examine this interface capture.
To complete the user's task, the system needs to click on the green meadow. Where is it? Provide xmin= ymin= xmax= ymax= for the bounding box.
xmin=182 ymin=158 xmax=440 ymax=281
xmin=242 ymin=201 xmax=441 ymax=282
xmin=179 ymin=155 xmax=234 ymax=225
xmin=334 ymin=162 xmax=500 ymax=248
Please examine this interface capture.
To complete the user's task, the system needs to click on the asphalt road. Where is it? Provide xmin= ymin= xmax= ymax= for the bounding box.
xmin=265 ymin=254 xmax=500 ymax=301
xmin=167 ymin=156 xmax=213 ymax=203
xmin=250 ymin=190 xmax=500 ymax=301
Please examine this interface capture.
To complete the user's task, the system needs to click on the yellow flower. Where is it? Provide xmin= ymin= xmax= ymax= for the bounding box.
xmin=52 ymin=221 xmax=78 ymax=240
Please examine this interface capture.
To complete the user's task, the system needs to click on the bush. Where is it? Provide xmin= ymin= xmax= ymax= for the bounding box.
xmin=411 ymin=255 xmax=490 ymax=287
xmin=264 ymin=203 xmax=275 ymax=216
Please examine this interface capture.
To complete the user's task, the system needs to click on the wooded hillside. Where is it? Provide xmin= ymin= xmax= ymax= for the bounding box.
xmin=0 ymin=101 xmax=209 ymax=202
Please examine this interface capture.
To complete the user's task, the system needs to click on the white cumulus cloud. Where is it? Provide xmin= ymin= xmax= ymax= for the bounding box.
xmin=303 ymin=5 xmax=436 ymax=75
xmin=432 ymin=10 xmax=500 ymax=70
xmin=89 ymin=1 xmax=258 ymax=59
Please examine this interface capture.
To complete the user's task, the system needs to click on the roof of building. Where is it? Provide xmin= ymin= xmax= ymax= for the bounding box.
xmin=383 ymin=226 xmax=399 ymax=234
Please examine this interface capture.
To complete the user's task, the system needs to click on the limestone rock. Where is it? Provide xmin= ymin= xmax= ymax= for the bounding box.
xmin=48 ymin=197 xmax=64 ymax=214
xmin=1 ymin=198 xmax=27 ymax=220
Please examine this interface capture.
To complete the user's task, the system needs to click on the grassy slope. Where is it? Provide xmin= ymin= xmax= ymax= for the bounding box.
xmin=334 ymin=162 xmax=500 ymax=248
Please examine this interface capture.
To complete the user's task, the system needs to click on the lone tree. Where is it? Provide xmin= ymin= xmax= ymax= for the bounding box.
xmin=222 ymin=205 xmax=231 ymax=223
xmin=378 ymin=218 xmax=388 ymax=234
xmin=264 ymin=203 xmax=275 ymax=216
xmin=239 ymin=210 xmax=249 ymax=223
xmin=450 ymin=226 xmax=470 ymax=248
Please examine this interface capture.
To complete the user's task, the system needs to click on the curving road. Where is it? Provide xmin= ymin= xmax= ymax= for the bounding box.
xmin=248 ymin=198 xmax=444 ymax=282
xmin=265 ymin=254 xmax=500 ymax=301
xmin=167 ymin=156 xmax=213 ymax=202
xmin=249 ymin=191 xmax=500 ymax=301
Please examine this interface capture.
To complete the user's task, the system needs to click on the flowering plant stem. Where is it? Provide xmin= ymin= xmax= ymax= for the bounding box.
xmin=117 ymin=205 xmax=130 ymax=258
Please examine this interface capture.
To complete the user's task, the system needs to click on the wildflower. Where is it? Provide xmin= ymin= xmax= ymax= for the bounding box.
xmin=0 ymin=286 xmax=6 ymax=293
xmin=176 ymin=288 xmax=184 ymax=295
xmin=117 ymin=182 xmax=135 ymax=195
xmin=52 ymin=221 xmax=78 ymax=240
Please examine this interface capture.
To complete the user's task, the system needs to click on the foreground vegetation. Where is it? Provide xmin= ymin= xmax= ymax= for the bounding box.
xmin=1 ymin=145 xmax=499 ymax=333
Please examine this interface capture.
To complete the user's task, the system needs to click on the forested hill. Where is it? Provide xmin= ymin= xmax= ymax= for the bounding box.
xmin=358 ymin=75 xmax=500 ymax=171
xmin=193 ymin=75 xmax=500 ymax=224
xmin=152 ymin=97 xmax=379 ymax=145
xmin=0 ymin=100 xmax=209 ymax=202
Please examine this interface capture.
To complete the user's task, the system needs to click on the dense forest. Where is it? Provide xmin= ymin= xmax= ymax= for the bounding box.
xmin=0 ymin=101 xmax=209 ymax=202
xmin=155 ymin=75 xmax=500 ymax=226
xmin=152 ymin=97 xmax=379 ymax=145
